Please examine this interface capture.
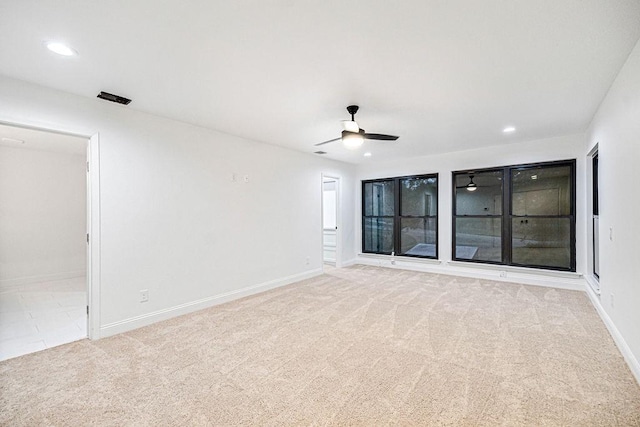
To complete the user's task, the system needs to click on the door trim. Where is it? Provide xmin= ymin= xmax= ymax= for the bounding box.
xmin=322 ymin=174 xmax=342 ymax=269
xmin=0 ymin=120 xmax=101 ymax=339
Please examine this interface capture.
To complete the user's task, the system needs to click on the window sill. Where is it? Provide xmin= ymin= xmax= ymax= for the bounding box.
xmin=358 ymin=253 xmax=442 ymax=265
xmin=446 ymin=260 xmax=582 ymax=279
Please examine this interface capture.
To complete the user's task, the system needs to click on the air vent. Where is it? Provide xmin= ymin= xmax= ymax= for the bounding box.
xmin=97 ymin=91 xmax=132 ymax=105
xmin=314 ymin=151 xmax=327 ymax=155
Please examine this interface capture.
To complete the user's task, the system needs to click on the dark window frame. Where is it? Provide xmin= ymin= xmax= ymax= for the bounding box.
xmin=592 ymin=153 xmax=599 ymax=278
xmin=362 ymin=173 xmax=439 ymax=259
xmin=452 ymin=159 xmax=576 ymax=272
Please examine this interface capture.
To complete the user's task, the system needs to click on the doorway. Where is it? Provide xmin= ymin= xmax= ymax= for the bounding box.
xmin=0 ymin=123 xmax=92 ymax=360
xmin=322 ymin=175 xmax=341 ymax=268
xmin=590 ymin=148 xmax=600 ymax=291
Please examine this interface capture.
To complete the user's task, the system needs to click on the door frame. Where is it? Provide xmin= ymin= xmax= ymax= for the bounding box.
xmin=321 ymin=174 xmax=342 ymax=269
xmin=0 ymin=120 xmax=101 ymax=339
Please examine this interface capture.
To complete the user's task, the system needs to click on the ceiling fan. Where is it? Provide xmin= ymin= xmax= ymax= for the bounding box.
xmin=314 ymin=105 xmax=399 ymax=149
xmin=458 ymin=174 xmax=479 ymax=192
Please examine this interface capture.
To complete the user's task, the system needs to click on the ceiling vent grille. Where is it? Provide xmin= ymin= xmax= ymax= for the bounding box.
xmin=97 ymin=91 xmax=132 ymax=105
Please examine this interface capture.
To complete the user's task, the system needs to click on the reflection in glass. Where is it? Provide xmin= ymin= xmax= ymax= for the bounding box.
xmin=363 ymin=217 xmax=394 ymax=253
xmin=455 ymin=218 xmax=502 ymax=262
xmin=512 ymin=218 xmax=571 ymax=269
xmin=455 ymin=171 xmax=503 ymax=215
xmin=364 ymin=181 xmax=394 ymax=216
xmin=400 ymin=218 xmax=436 ymax=256
xmin=401 ymin=177 xmax=437 ymax=216
xmin=511 ymin=165 xmax=571 ymax=215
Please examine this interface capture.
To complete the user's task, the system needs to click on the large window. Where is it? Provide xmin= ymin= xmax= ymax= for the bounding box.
xmin=363 ymin=174 xmax=438 ymax=258
xmin=452 ymin=160 xmax=575 ymax=271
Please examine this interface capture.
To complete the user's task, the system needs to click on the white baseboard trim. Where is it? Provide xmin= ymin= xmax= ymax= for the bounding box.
xmin=0 ymin=270 xmax=85 ymax=291
xmin=341 ymin=258 xmax=358 ymax=267
xmin=354 ymin=255 xmax=585 ymax=291
xmin=586 ymin=286 xmax=640 ymax=386
xmin=99 ymin=268 xmax=323 ymax=338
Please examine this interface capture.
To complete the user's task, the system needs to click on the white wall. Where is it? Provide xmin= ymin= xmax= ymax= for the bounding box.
xmin=0 ymin=145 xmax=86 ymax=286
xmin=586 ymin=38 xmax=640 ymax=381
xmin=355 ymin=133 xmax=587 ymax=288
xmin=0 ymin=76 xmax=356 ymax=336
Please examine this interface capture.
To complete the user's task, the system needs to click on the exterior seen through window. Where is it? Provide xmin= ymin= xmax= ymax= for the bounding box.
xmin=452 ymin=160 xmax=576 ymax=271
xmin=362 ymin=174 xmax=438 ymax=258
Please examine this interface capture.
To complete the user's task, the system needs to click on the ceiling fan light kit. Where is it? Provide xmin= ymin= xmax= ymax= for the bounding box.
xmin=466 ymin=175 xmax=478 ymax=191
xmin=314 ymin=105 xmax=399 ymax=150
xmin=342 ymin=131 xmax=364 ymax=149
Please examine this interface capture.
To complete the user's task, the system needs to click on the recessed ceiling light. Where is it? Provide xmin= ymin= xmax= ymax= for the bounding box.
xmin=364 ymin=152 xmax=372 ymax=157
xmin=45 ymin=41 xmax=77 ymax=56
xmin=503 ymin=126 xmax=516 ymax=133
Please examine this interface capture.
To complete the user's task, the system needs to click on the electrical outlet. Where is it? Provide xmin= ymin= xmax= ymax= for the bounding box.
xmin=609 ymin=226 xmax=613 ymax=241
xmin=231 ymin=173 xmax=237 ymax=182
xmin=305 ymin=256 xmax=310 ymax=265
xmin=140 ymin=289 xmax=149 ymax=303
xmin=500 ymin=271 xmax=507 ymax=278
xmin=610 ymin=293 xmax=614 ymax=309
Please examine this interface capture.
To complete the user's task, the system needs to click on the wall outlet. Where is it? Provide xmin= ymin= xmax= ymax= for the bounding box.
xmin=231 ymin=173 xmax=237 ymax=182
xmin=610 ymin=293 xmax=614 ymax=309
xmin=609 ymin=226 xmax=613 ymax=241
xmin=499 ymin=271 xmax=507 ymax=278
xmin=140 ymin=289 xmax=149 ymax=303
xmin=305 ymin=256 xmax=310 ymax=265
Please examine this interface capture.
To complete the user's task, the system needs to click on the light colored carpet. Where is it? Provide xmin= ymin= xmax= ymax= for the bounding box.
xmin=1 ymin=265 xmax=639 ymax=426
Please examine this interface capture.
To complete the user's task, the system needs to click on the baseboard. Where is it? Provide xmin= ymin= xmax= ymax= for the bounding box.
xmin=99 ymin=268 xmax=323 ymax=338
xmin=0 ymin=270 xmax=85 ymax=291
xmin=354 ymin=256 xmax=585 ymax=291
xmin=341 ymin=258 xmax=358 ymax=267
xmin=585 ymin=286 xmax=640 ymax=386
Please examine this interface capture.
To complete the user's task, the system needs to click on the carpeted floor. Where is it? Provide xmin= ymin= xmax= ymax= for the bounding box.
xmin=1 ymin=265 xmax=639 ymax=426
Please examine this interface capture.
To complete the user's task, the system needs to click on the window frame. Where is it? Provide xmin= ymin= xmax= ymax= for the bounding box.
xmin=452 ymin=159 xmax=576 ymax=272
xmin=362 ymin=173 xmax=439 ymax=259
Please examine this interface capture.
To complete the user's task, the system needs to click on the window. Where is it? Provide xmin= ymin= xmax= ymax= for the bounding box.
xmin=452 ymin=160 xmax=575 ymax=271
xmin=363 ymin=174 xmax=438 ymax=258
xmin=592 ymin=153 xmax=599 ymax=278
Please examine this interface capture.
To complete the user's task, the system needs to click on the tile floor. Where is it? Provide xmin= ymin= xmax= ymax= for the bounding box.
xmin=0 ymin=276 xmax=86 ymax=361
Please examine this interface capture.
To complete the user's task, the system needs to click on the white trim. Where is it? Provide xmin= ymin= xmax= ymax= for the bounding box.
xmin=87 ymin=133 xmax=101 ymax=340
xmin=586 ymin=285 xmax=640 ymax=386
xmin=0 ymin=120 xmax=100 ymax=341
xmin=585 ymin=274 xmax=601 ymax=296
xmin=100 ymin=268 xmax=323 ymax=338
xmin=0 ymin=270 xmax=85 ymax=291
xmin=341 ymin=258 xmax=358 ymax=267
xmin=446 ymin=260 xmax=582 ymax=279
xmin=359 ymin=253 xmax=442 ymax=265
xmin=322 ymin=174 xmax=342 ymax=268
xmin=354 ymin=255 xmax=585 ymax=291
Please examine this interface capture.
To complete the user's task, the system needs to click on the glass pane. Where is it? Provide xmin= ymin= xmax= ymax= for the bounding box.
xmin=512 ymin=217 xmax=571 ymax=269
xmin=400 ymin=218 xmax=436 ymax=256
xmin=455 ymin=218 xmax=502 ymax=262
xmin=511 ymin=165 xmax=571 ymax=215
xmin=363 ymin=217 xmax=394 ymax=253
xmin=401 ymin=177 xmax=437 ymax=216
xmin=455 ymin=171 xmax=503 ymax=215
xmin=364 ymin=181 xmax=394 ymax=216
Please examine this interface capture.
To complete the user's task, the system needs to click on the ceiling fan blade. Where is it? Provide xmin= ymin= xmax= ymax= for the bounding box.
xmin=341 ymin=120 xmax=359 ymax=133
xmin=314 ymin=137 xmax=341 ymax=146
xmin=363 ymin=133 xmax=399 ymax=141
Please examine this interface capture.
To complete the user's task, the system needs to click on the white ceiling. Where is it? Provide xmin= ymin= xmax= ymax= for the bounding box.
xmin=1 ymin=0 xmax=639 ymax=164
xmin=0 ymin=124 xmax=86 ymax=155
